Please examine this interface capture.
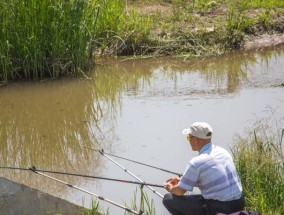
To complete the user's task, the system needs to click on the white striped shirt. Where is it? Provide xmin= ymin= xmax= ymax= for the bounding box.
xmin=178 ymin=143 xmax=243 ymax=201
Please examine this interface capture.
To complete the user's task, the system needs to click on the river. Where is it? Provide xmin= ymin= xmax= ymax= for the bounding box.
xmin=0 ymin=46 xmax=284 ymax=214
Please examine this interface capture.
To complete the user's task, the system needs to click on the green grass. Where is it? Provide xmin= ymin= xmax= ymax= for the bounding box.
xmin=232 ymin=112 xmax=284 ymax=215
xmin=239 ymin=0 xmax=284 ymax=9
xmin=0 ymin=0 xmax=99 ymax=82
xmin=128 ymin=0 xmax=284 ymax=55
xmin=78 ymin=188 xmax=155 ymax=215
xmin=0 ymin=0 xmax=151 ymax=83
xmin=94 ymin=0 xmax=151 ymax=56
xmin=80 ymin=200 xmax=107 ymax=215
xmin=125 ymin=187 xmax=155 ymax=215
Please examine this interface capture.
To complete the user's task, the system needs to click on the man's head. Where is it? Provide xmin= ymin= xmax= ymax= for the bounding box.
xmin=182 ymin=122 xmax=213 ymax=151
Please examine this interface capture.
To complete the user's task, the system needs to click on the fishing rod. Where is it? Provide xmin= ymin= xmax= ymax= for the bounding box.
xmin=0 ymin=166 xmax=163 ymax=188
xmin=28 ymin=166 xmax=142 ymax=215
xmin=80 ymin=145 xmax=182 ymax=177
xmin=99 ymin=149 xmax=164 ymax=199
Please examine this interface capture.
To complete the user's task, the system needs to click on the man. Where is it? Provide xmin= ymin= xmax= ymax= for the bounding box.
xmin=163 ymin=122 xmax=245 ymax=215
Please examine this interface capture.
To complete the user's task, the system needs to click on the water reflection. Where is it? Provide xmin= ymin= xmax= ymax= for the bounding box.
xmin=0 ymin=80 xmax=107 ymax=193
xmin=0 ymin=46 xmax=283 ymax=210
xmin=95 ymin=45 xmax=283 ymax=99
xmin=0 ymin=68 xmax=154 ymax=196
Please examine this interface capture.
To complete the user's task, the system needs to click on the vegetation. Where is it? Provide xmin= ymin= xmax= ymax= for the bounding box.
xmin=1 ymin=0 xmax=284 ymax=82
xmin=127 ymin=0 xmax=284 ymax=56
xmin=0 ymin=0 xmax=99 ymax=81
xmin=232 ymin=112 xmax=284 ymax=215
xmin=94 ymin=0 xmax=151 ymax=56
xmin=125 ymin=187 xmax=155 ymax=215
xmin=78 ymin=187 xmax=155 ymax=215
xmin=0 ymin=0 xmax=150 ymax=83
xmin=80 ymin=201 xmax=107 ymax=215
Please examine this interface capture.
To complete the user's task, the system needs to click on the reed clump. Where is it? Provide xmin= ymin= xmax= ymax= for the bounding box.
xmin=232 ymin=115 xmax=284 ymax=215
xmin=0 ymin=0 xmax=100 ymax=82
xmin=0 ymin=0 xmax=151 ymax=83
xmin=80 ymin=200 xmax=107 ymax=215
xmin=93 ymin=0 xmax=151 ymax=56
xmin=125 ymin=187 xmax=155 ymax=215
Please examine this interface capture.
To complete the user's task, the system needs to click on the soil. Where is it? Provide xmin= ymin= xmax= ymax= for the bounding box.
xmin=241 ymin=33 xmax=284 ymax=50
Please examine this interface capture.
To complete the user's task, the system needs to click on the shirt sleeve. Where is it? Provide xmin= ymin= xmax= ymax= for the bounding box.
xmin=178 ymin=162 xmax=199 ymax=191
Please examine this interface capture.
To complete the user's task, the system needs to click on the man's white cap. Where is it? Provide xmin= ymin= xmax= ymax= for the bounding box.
xmin=182 ymin=122 xmax=213 ymax=139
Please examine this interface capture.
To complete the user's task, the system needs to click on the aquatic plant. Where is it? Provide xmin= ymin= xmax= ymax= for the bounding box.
xmin=0 ymin=0 xmax=152 ymax=82
xmin=232 ymin=110 xmax=284 ymax=215
xmin=125 ymin=187 xmax=155 ymax=215
xmin=80 ymin=200 xmax=108 ymax=215
xmin=80 ymin=187 xmax=155 ymax=215
xmin=0 ymin=0 xmax=99 ymax=82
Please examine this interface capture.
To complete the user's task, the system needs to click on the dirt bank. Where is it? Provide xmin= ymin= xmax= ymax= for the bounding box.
xmin=130 ymin=2 xmax=284 ymax=53
xmin=242 ymin=33 xmax=284 ymax=50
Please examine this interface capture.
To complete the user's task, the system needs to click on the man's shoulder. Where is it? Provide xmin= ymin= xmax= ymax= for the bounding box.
xmin=212 ymin=144 xmax=231 ymax=155
xmin=190 ymin=145 xmax=231 ymax=166
xmin=212 ymin=144 xmax=226 ymax=151
xmin=190 ymin=153 xmax=211 ymax=167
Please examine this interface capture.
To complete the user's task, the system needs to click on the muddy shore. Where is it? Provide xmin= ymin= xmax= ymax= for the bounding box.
xmin=242 ymin=33 xmax=284 ymax=50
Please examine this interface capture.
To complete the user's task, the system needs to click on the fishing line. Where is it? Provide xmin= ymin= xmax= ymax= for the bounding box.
xmin=99 ymin=149 xmax=164 ymax=199
xmin=0 ymin=166 xmax=163 ymax=188
xmin=28 ymin=166 xmax=142 ymax=215
xmin=80 ymin=145 xmax=182 ymax=177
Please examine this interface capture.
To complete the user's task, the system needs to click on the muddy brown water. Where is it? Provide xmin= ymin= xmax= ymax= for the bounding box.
xmin=0 ymin=46 xmax=284 ymax=214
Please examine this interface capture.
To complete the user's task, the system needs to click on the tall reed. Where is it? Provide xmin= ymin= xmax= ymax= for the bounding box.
xmin=81 ymin=200 xmax=108 ymax=215
xmin=94 ymin=0 xmax=151 ymax=56
xmin=0 ymin=0 xmax=98 ymax=82
xmin=125 ymin=187 xmax=155 ymax=215
xmin=232 ymin=113 xmax=284 ymax=215
xmin=0 ymin=0 xmax=151 ymax=82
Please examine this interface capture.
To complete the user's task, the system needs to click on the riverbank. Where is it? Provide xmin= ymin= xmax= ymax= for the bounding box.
xmin=120 ymin=1 xmax=284 ymax=57
xmin=242 ymin=33 xmax=284 ymax=50
xmin=1 ymin=0 xmax=284 ymax=82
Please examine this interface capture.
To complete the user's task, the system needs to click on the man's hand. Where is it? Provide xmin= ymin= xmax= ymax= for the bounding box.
xmin=164 ymin=176 xmax=181 ymax=192
xmin=163 ymin=176 xmax=186 ymax=196
xmin=166 ymin=176 xmax=180 ymax=185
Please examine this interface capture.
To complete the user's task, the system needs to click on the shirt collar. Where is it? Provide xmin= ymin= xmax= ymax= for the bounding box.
xmin=199 ymin=143 xmax=212 ymax=154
